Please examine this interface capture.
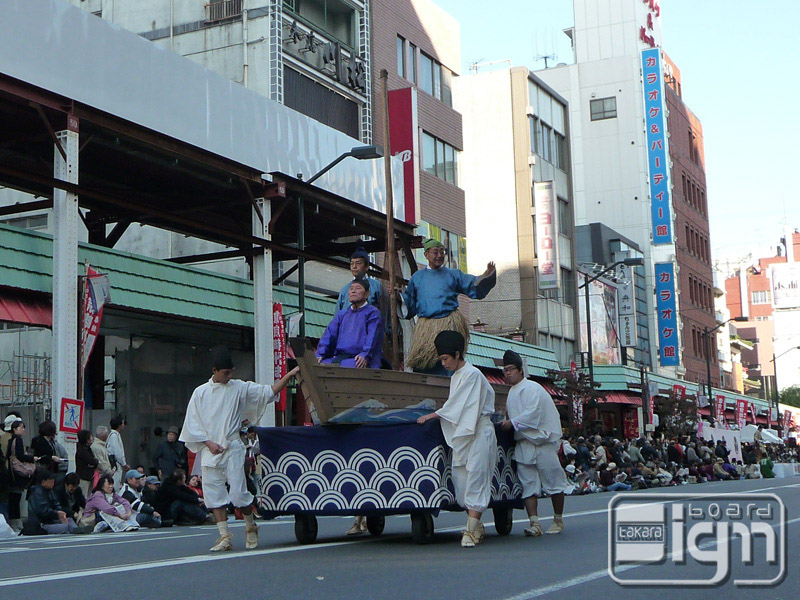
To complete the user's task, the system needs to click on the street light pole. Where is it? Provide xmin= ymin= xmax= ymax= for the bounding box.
xmin=296 ymin=144 xmax=383 ymax=337
xmin=578 ymin=257 xmax=644 ymax=392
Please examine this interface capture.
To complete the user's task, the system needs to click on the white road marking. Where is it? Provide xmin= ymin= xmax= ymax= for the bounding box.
xmin=0 ymin=479 xmax=796 ymax=587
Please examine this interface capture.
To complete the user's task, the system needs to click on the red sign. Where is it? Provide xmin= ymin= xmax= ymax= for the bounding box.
xmin=715 ymin=394 xmax=727 ymax=426
xmin=672 ymin=384 xmax=686 ymax=401
xmin=736 ymin=399 xmax=747 ymax=430
xmin=623 ymin=407 xmax=639 ymax=439
xmin=273 ymin=303 xmax=287 ymax=411
xmin=388 ymin=87 xmax=420 ymax=225
xmin=59 ymin=397 xmax=84 ymax=434
xmin=749 ymin=401 xmax=757 ymax=424
xmin=783 ymin=410 xmax=792 ymax=432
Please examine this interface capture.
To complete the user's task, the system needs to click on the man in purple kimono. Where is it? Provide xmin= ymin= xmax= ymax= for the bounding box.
xmin=316 ymin=278 xmax=383 ymax=369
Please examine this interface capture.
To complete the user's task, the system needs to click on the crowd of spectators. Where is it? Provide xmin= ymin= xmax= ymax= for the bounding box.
xmin=556 ymin=431 xmax=795 ymax=495
xmin=0 ymin=414 xmax=236 ymax=537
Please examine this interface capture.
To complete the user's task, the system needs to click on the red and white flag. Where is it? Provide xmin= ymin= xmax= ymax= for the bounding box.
xmin=273 ymin=303 xmax=287 ymax=411
xmin=80 ymin=266 xmax=110 ymax=372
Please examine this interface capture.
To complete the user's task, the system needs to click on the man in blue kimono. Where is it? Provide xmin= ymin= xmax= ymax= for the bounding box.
xmin=402 ymin=238 xmax=496 ymax=373
xmin=336 ymin=247 xmax=385 ymax=314
xmin=316 ymin=278 xmax=383 ymax=369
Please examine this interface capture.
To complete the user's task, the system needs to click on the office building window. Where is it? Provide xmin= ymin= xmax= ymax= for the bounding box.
xmin=590 ymin=97 xmax=617 ymax=121
xmin=408 ymin=43 xmax=417 ymax=84
xmin=397 ymin=36 xmax=406 ymax=78
xmin=557 ymin=198 xmax=572 ymax=233
xmin=561 ymin=268 xmax=575 ymax=306
xmin=441 ymin=66 xmax=452 ymax=107
xmin=540 ymin=123 xmax=552 ymax=163
xmin=419 ymin=53 xmax=434 ymax=96
xmin=555 ymin=132 xmax=568 ymax=171
xmin=421 ymin=131 xmax=459 ymax=186
xmin=529 ymin=116 xmax=540 ymax=155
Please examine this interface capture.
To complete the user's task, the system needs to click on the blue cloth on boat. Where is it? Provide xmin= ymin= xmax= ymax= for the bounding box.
xmin=254 ymin=422 xmax=522 ymax=517
xmin=316 ymin=303 xmax=383 ymax=369
xmin=402 ymin=267 xmax=495 ymax=319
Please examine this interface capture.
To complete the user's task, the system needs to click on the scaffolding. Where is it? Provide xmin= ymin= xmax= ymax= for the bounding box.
xmin=0 ymin=352 xmax=52 ymax=422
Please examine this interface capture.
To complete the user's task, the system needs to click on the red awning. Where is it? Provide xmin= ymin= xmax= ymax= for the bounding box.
xmin=481 ymin=370 xmax=505 ymax=385
xmin=0 ymin=291 xmax=51 ymax=327
xmin=601 ymin=392 xmax=642 ymax=406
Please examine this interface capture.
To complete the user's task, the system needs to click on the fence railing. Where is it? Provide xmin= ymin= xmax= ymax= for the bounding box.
xmin=205 ymin=0 xmax=243 ymax=24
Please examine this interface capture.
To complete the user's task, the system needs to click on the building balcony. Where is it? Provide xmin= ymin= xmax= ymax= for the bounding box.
xmin=715 ymin=310 xmax=726 ymax=324
xmin=205 ymin=0 xmax=243 ymax=24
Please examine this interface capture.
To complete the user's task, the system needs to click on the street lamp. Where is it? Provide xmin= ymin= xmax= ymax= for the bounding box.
xmin=296 ymin=145 xmax=384 ymax=336
xmin=770 ymin=345 xmax=800 ymax=432
xmin=578 ymin=257 xmax=644 ymax=390
xmin=701 ymin=315 xmax=748 ymax=423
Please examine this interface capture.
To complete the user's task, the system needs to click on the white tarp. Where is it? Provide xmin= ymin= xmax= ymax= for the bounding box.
xmin=0 ymin=0 xmax=404 ymax=220
xmin=740 ymin=424 xmax=783 ymax=445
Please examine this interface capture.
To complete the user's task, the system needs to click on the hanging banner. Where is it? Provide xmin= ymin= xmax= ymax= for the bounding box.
xmin=736 ymin=399 xmax=748 ymax=430
xmin=654 ymin=262 xmax=679 ymax=366
xmin=273 ymin=303 xmax=287 ymax=411
xmin=573 ymin=397 xmax=583 ymax=429
xmin=616 ymin=263 xmax=636 ymax=348
xmin=388 ymin=87 xmax=420 ymax=225
xmin=623 ymin=407 xmax=639 ymax=439
xmin=641 ymin=47 xmax=673 ymax=245
xmin=80 ymin=266 xmax=111 ymax=372
xmin=647 ymin=381 xmax=658 ymax=425
xmin=534 ymin=181 xmax=560 ymax=290
xmin=672 ymin=384 xmax=686 ymax=401
xmin=715 ymin=394 xmax=727 ymax=426
xmin=783 ymin=410 xmax=792 ymax=432
xmin=749 ymin=401 xmax=757 ymax=424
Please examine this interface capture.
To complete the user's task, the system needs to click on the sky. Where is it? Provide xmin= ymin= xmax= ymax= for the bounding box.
xmin=432 ymin=0 xmax=800 ymax=269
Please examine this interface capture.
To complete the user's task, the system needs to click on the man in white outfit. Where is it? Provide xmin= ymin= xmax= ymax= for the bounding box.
xmin=500 ymin=350 xmax=567 ymax=536
xmin=180 ymin=346 xmax=298 ymax=552
xmin=417 ymin=330 xmax=497 ymax=548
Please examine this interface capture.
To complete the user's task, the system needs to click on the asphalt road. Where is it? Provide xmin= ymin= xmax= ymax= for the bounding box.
xmin=1 ymin=477 xmax=798 ymax=600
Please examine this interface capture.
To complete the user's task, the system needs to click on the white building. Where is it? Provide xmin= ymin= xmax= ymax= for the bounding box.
xmin=455 ymin=67 xmax=578 ymax=366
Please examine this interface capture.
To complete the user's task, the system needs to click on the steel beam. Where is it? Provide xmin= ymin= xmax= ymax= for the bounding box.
xmin=253 ymin=197 xmax=275 ymax=427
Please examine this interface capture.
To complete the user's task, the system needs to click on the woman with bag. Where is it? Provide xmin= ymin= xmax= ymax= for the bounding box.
xmin=31 ymin=420 xmax=68 ymax=484
xmin=6 ymin=420 xmax=39 ymax=531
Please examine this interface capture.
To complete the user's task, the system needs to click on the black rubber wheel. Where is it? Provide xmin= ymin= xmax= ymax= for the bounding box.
xmin=493 ymin=506 xmax=513 ymax=536
xmin=294 ymin=514 xmax=318 ymax=544
xmin=410 ymin=512 xmax=434 ymax=544
xmin=366 ymin=515 xmax=385 ymax=536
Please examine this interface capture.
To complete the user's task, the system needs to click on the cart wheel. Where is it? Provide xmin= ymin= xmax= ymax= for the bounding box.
xmin=366 ymin=515 xmax=385 ymax=536
xmin=410 ymin=512 xmax=434 ymax=544
xmin=294 ymin=514 xmax=318 ymax=544
xmin=493 ymin=506 xmax=513 ymax=536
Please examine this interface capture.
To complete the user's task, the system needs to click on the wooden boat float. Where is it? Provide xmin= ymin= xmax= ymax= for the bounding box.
xmin=290 ymin=338 xmax=509 ymax=424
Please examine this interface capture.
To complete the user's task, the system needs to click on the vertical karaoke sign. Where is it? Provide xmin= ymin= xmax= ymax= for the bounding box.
xmin=642 ymin=48 xmax=672 ymax=245
xmin=654 ymin=262 xmax=679 ymax=366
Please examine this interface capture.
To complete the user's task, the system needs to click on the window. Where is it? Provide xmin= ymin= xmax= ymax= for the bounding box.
xmin=557 ymin=198 xmax=572 ymax=233
xmin=561 ymin=268 xmax=575 ymax=306
xmin=1 ymin=214 xmax=48 ymax=231
xmin=419 ymin=53 xmax=434 ymax=95
xmin=529 ymin=116 xmax=540 ymax=155
xmin=555 ymin=132 xmax=568 ymax=171
xmin=590 ymin=97 xmax=617 ymax=121
xmin=397 ymin=36 xmax=406 ymax=78
xmin=540 ymin=123 xmax=552 ymax=162
xmin=433 ymin=63 xmax=441 ymax=100
xmin=752 ymin=290 xmax=771 ymax=304
xmin=421 ymin=131 xmax=459 ymax=186
xmin=408 ymin=43 xmax=417 ymax=84
xmin=422 ymin=132 xmax=436 ymax=176
xmin=441 ymin=66 xmax=452 ymax=107
xmin=284 ymin=0 xmax=357 ymax=48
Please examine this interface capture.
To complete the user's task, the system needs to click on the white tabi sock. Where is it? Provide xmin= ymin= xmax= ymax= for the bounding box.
xmin=529 ymin=515 xmax=539 ymax=525
xmin=467 ymin=517 xmax=481 ymax=533
xmin=553 ymin=513 xmax=563 ymax=522
xmin=217 ymin=520 xmax=229 ymax=536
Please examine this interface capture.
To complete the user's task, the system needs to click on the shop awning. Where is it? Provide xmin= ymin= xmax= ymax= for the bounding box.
xmin=601 ymin=392 xmax=642 ymax=406
xmin=0 ymin=290 xmax=51 ymax=327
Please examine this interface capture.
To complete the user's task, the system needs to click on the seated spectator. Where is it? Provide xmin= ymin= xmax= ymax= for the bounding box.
xmin=685 ymin=442 xmax=701 ymax=466
xmin=120 ymin=470 xmax=169 ymax=529
xmin=85 ymin=475 xmax=139 ymax=533
xmin=599 ymin=463 xmax=632 ymax=492
xmin=759 ymin=455 xmax=775 ymax=479
xmin=187 ymin=474 xmax=204 ymax=499
xmin=157 ymin=469 xmax=208 ymax=525
xmin=745 ymin=462 xmax=762 ymax=479
xmin=655 ymin=462 xmax=674 ymax=485
xmin=315 ymin=279 xmax=383 ymax=369
xmin=713 ymin=458 xmax=732 ymax=480
xmin=153 ymin=426 xmax=188 ymax=481
xmin=25 ymin=469 xmax=78 ymax=535
xmin=54 ymin=473 xmax=87 ymax=526
xmin=721 ymin=460 xmax=740 ymax=480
